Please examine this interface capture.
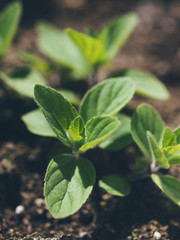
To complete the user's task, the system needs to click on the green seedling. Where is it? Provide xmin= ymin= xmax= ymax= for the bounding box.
xmin=99 ymin=104 xmax=180 ymax=206
xmin=22 ymin=77 xmax=136 ymax=218
xmin=19 ymin=13 xmax=169 ymax=100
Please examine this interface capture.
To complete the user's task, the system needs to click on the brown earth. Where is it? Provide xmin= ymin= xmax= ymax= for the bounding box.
xmin=0 ymin=0 xmax=180 ymax=239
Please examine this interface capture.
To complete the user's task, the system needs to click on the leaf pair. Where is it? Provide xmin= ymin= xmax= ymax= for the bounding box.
xmin=23 ymin=77 xmax=135 ymax=152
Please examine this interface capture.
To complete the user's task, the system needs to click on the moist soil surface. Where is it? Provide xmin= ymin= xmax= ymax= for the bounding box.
xmin=1 ymin=0 xmax=180 ymax=239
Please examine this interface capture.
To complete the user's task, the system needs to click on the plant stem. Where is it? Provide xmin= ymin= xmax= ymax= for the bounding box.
xmin=88 ymin=70 xmax=97 ymax=88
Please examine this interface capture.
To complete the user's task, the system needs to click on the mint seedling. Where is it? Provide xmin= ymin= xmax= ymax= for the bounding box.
xmin=22 ymin=77 xmax=135 ymax=218
xmin=131 ymin=104 xmax=180 ymax=205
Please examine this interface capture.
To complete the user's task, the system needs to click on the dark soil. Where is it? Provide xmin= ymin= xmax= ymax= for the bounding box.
xmin=0 ymin=0 xmax=180 ymax=239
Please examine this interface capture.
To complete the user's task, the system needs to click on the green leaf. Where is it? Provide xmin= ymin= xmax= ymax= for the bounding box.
xmin=21 ymin=109 xmax=56 ymax=137
xmin=111 ymin=69 xmax=169 ymax=100
xmin=66 ymin=28 xmax=108 ymax=66
xmin=151 ymin=174 xmax=180 ymax=206
xmin=18 ymin=51 xmax=52 ymax=75
xmin=37 ymin=23 xmax=90 ymax=77
xmin=0 ymin=68 xmax=47 ymax=98
xmin=162 ymin=127 xmax=176 ymax=148
xmin=174 ymin=127 xmax=180 ymax=144
xmin=99 ymin=114 xmax=133 ymax=151
xmin=68 ymin=116 xmax=85 ymax=145
xmin=44 ymin=154 xmax=95 ymax=218
xmin=0 ymin=1 xmax=22 ymax=58
xmin=80 ymin=77 xmax=135 ymax=123
xmin=147 ymin=131 xmax=170 ymax=168
xmin=99 ymin=175 xmax=131 ymax=197
xmin=79 ymin=116 xmax=120 ymax=152
xmin=98 ymin=13 xmax=139 ymax=59
xmin=163 ymin=145 xmax=180 ymax=165
xmin=59 ymin=89 xmax=80 ymax=106
xmin=85 ymin=27 xmax=97 ymax=38
xmin=34 ymin=85 xmax=78 ymax=146
xmin=131 ymin=104 xmax=165 ymax=158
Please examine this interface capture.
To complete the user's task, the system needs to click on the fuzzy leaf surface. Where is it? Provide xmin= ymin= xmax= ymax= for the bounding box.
xmin=99 ymin=114 xmax=133 ymax=151
xmin=151 ymin=174 xmax=180 ymax=206
xmin=44 ymin=154 xmax=95 ymax=218
xmin=147 ymin=131 xmax=170 ymax=168
xmin=98 ymin=13 xmax=139 ymax=59
xmin=80 ymin=77 xmax=135 ymax=123
xmin=131 ymin=104 xmax=165 ymax=159
xmin=79 ymin=116 xmax=120 ymax=152
xmin=37 ymin=23 xmax=90 ymax=77
xmin=0 ymin=2 xmax=22 ymax=57
xmin=21 ymin=109 xmax=56 ymax=137
xmin=162 ymin=127 xmax=176 ymax=148
xmin=111 ymin=69 xmax=169 ymax=100
xmin=99 ymin=175 xmax=131 ymax=197
xmin=34 ymin=85 xmax=78 ymax=145
xmin=66 ymin=28 xmax=107 ymax=66
xmin=0 ymin=68 xmax=46 ymax=98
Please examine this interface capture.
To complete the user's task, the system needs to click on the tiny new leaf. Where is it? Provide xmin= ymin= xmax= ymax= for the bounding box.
xmin=163 ymin=145 xmax=180 ymax=165
xmin=44 ymin=154 xmax=95 ymax=218
xmin=80 ymin=77 xmax=135 ymax=123
xmin=68 ymin=116 xmax=85 ymax=147
xmin=162 ymin=127 xmax=176 ymax=148
xmin=66 ymin=28 xmax=108 ymax=66
xmin=151 ymin=174 xmax=180 ymax=206
xmin=131 ymin=104 xmax=165 ymax=159
xmin=99 ymin=114 xmax=133 ymax=151
xmin=99 ymin=175 xmax=131 ymax=197
xmin=0 ymin=1 xmax=22 ymax=58
xmin=79 ymin=116 xmax=120 ymax=152
xmin=0 ymin=68 xmax=46 ymax=98
xmin=147 ymin=131 xmax=170 ymax=169
xmin=110 ymin=69 xmax=169 ymax=100
xmin=34 ymin=85 xmax=78 ymax=146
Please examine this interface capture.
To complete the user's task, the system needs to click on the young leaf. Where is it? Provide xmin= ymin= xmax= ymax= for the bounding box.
xmin=163 ymin=145 xmax=180 ymax=165
xmin=98 ymin=13 xmax=139 ymax=59
xmin=99 ymin=114 xmax=133 ymax=151
xmin=37 ymin=23 xmax=90 ymax=77
xmin=99 ymin=175 xmax=131 ymax=197
xmin=131 ymin=104 xmax=165 ymax=158
xmin=0 ymin=68 xmax=47 ymax=98
xmin=68 ymin=116 xmax=85 ymax=145
xmin=18 ymin=51 xmax=52 ymax=75
xmin=21 ymin=109 xmax=56 ymax=137
xmin=162 ymin=127 xmax=176 ymax=148
xmin=147 ymin=131 xmax=170 ymax=169
xmin=110 ymin=69 xmax=169 ymax=100
xmin=0 ymin=1 xmax=22 ymax=58
xmin=34 ymin=85 xmax=78 ymax=146
xmin=79 ymin=116 xmax=120 ymax=152
xmin=66 ymin=28 xmax=108 ymax=66
xmin=80 ymin=77 xmax=135 ymax=123
xmin=134 ymin=157 xmax=148 ymax=174
xmin=151 ymin=174 xmax=180 ymax=206
xmin=44 ymin=154 xmax=95 ymax=218
xmin=174 ymin=127 xmax=180 ymax=144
